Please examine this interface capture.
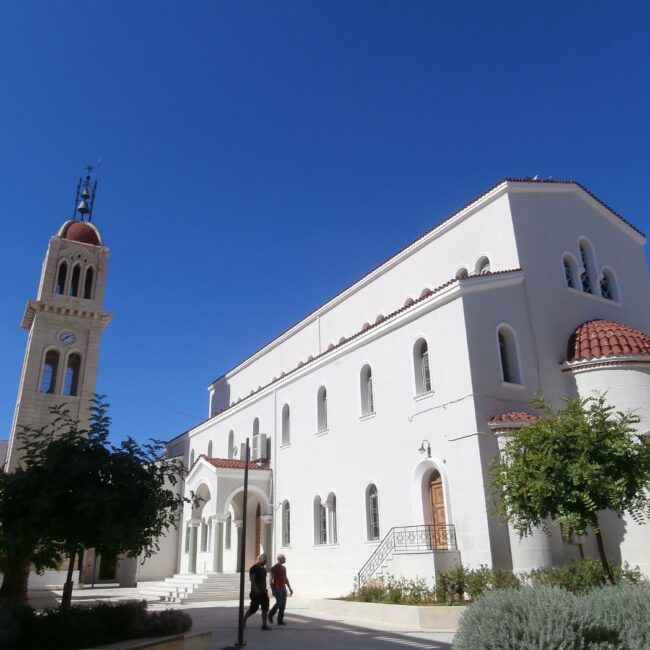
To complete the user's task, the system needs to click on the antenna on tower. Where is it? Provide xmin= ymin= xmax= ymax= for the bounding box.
xmin=72 ymin=164 xmax=99 ymax=222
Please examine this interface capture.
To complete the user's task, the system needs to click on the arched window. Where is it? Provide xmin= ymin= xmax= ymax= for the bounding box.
xmin=225 ymin=513 xmax=232 ymax=550
xmin=189 ymin=449 xmax=195 ymax=467
xmin=282 ymin=501 xmax=291 ymax=546
xmin=600 ymin=268 xmax=618 ymax=301
xmin=366 ymin=484 xmax=380 ymax=541
xmin=455 ymin=267 xmax=468 ymax=280
xmin=317 ymin=386 xmax=328 ymax=432
xmin=579 ymin=240 xmax=596 ymax=294
xmin=83 ymin=267 xmax=94 ymax=299
xmin=228 ymin=430 xmax=234 ymax=459
xmin=281 ymin=404 xmax=290 ymax=445
xmin=252 ymin=418 xmax=260 ymax=459
xmin=497 ymin=326 xmax=522 ymax=384
xmin=360 ymin=365 xmax=374 ymax=415
xmin=207 ymin=440 xmax=213 ymax=458
xmin=55 ymin=262 xmax=68 ymax=294
xmin=200 ymin=520 xmax=208 ymax=552
xmin=40 ymin=350 xmax=59 ymax=394
xmin=69 ymin=264 xmax=81 ymax=297
xmin=314 ymin=496 xmax=326 ymax=544
xmin=327 ymin=493 xmax=338 ymax=544
xmin=476 ymin=256 xmax=491 ymax=275
xmin=63 ymin=353 xmax=82 ymax=396
xmin=413 ymin=339 xmax=432 ymax=395
xmin=563 ymin=254 xmax=579 ymax=289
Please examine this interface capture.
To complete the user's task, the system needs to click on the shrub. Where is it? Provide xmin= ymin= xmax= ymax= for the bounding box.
xmin=434 ymin=564 xmax=467 ymax=604
xmin=347 ymin=575 xmax=434 ymax=604
xmin=133 ymin=608 xmax=192 ymax=637
xmin=435 ymin=564 xmax=521 ymax=604
xmin=529 ymin=558 xmax=644 ymax=593
xmin=1 ymin=600 xmax=192 ymax=650
xmin=384 ymin=575 xmax=434 ymax=605
xmin=583 ymin=584 xmax=650 ymax=649
xmin=453 ymin=584 xmax=650 ymax=650
xmin=0 ymin=603 xmax=36 ymax=650
xmin=349 ymin=578 xmax=388 ymax=602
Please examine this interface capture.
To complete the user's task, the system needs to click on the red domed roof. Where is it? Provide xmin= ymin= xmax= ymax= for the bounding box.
xmin=567 ymin=320 xmax=650 ymax=362
xmin=59 ymin=220 xmax=101 ymax=246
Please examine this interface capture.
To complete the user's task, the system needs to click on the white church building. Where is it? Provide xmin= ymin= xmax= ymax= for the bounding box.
xmin=5 ymin=176 xmax=650 ymax=596
xmin=151 ymin=178 xmax=650 ymax=597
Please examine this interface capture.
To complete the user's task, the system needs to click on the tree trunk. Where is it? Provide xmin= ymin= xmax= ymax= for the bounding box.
xmin=0 ymin=555 xmax=31 ymax=605
xmin=61 ymin=552 xmax=76 ymax=611
xmin=594 ymin=529 xmax=615 ymax=585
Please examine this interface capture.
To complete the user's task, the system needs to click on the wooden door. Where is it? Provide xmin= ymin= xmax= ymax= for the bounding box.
xmin=428 ymin=472 xmax=447 ymax=549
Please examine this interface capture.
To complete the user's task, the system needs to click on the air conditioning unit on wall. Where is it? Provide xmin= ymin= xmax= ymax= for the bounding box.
xmin=252 ymin=433 xmax=268 ymax=461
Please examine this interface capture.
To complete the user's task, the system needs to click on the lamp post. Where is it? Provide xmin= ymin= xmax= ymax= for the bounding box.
xmin=418 ymin=439 xmax=432 ymax=458
xmin=234 ymin=437 xmax=250 ymax=648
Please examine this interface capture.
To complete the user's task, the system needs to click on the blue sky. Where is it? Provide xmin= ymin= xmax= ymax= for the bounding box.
xmin=1 ymin=1 xmax=649 ymax=446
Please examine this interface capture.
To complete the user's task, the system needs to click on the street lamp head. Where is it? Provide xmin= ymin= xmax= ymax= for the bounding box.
xmin=418 ymin=439 xmax=432 ymax=458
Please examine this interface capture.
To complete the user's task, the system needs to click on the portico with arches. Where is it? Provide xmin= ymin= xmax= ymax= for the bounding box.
xmin=180 ymin=457 xmax=273 ymax=576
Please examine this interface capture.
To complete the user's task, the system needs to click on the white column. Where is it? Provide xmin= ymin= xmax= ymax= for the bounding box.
xmin=188 ymin=519 xmax=201 ymax=574
xmin=494 ymin=429 xmax=553 ymax=572
xmin=234 ymin=519 xmax=244 ymax=572
xmin=211 ymin=515 xmax=225 ymax=573
xmin=260 ymin=514 xmax=274 ymax=562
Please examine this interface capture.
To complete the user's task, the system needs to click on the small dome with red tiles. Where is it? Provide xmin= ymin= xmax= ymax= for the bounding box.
xmin=567 ymin=320 xmax=650 ymax=362
xmin=57 ymin=220 xmax=102 ymax=246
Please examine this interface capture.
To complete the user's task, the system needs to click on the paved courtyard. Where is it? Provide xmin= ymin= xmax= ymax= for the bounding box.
xmin=28 ymin=587 xmax=455 ymax=649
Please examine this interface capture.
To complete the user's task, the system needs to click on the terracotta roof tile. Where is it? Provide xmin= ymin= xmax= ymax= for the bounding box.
xmin=202 ymin=456 xmax=269 ymax=471
xmin=567 ymin=320 xmax=650 ymax=362
xmin=185 ymin=268 xmax=524 ymax=433
xmin=488 ymin=411 xmax=540 ymax=423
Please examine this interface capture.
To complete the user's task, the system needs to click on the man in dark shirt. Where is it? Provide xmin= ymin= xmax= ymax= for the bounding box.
xmin=269 ymin=553 xmax=293 ymax=625
xmin=244 ymin=554 xmax=271 ymax=630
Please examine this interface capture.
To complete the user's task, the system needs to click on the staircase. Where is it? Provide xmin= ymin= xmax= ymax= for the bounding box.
xmin=356 ymin=524 xmax=457 ymax=588
xmin=137 ymin=572 xmax=242 ymax=604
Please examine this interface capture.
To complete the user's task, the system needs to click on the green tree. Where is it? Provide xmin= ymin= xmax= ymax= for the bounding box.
xmin=0 ymin=396 xmax=191 ymax=608
xmin=491 ymin=394 xmax=650 ymax=583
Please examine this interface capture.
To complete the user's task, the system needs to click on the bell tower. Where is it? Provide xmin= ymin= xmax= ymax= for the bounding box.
xmin=5 ymin=167 xmax=112 ymax=471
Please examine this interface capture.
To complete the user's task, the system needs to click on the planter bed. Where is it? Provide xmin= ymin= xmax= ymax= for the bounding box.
xmin=81 ymin=631 xmax=211 ymax=650
xmin=311 ymin=599 xmax=466 ymax=630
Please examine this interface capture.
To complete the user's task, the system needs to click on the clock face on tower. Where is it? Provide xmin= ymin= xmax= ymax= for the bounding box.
xmin=58 ymin=330 xmax=76 ymax=346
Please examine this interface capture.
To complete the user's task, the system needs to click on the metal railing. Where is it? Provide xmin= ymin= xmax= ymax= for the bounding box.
xmin=356 ymin=524 xmax=457 ymax=588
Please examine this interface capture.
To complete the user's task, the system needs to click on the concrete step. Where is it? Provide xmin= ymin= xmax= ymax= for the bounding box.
xmin=138 ymin=572 xmax=242 ymax=603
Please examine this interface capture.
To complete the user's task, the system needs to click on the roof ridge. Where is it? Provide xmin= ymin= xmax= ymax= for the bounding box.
xmin=210 ymin=268 xmax=524 ymax=419
xmin=503 ymin=178 xmax=644 ymax=237
xmin=212 ymin=179 xmax=642 ymax=386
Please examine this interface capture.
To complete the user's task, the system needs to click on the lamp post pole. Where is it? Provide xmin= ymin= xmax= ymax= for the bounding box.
xmin=235 ymin=438 xmax=250 ymax=647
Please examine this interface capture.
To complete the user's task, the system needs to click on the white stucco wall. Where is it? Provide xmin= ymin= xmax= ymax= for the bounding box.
xmin=210 ymin=188 xmax=519 ymax=411
xmin=167 ymin=182 xmax=650 ymax=595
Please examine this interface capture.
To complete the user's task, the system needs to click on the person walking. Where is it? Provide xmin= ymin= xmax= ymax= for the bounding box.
xmin=244 ymin=554 xmax=272 ymax=631
xmin=268 ymin=553 xmax=293 ymax=625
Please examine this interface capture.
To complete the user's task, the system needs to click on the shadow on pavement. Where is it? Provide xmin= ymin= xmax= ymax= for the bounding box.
xmin=184 ymin=604 xmax=454 ymax=650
